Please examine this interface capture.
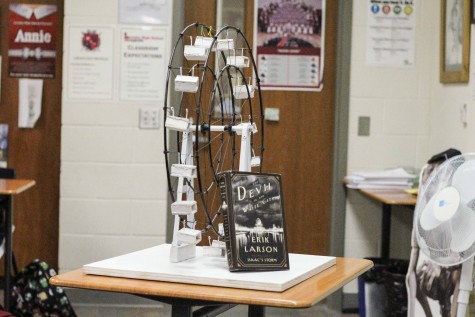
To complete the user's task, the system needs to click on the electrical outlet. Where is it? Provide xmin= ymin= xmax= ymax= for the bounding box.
xmin=139 ymin=108 xmax=160 ymax=129
xmin=358 ymin=116 xmax=370 ymax=136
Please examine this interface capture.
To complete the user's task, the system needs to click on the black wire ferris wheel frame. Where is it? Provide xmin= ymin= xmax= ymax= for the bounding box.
xmin=163 ymin=22 xmax=265 ymax=237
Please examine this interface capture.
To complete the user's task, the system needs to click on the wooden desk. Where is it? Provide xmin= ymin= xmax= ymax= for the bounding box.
xmin=351 ymin=188 xmax=416 ymax=260
xmin=50 ymin=257 xmax=373 ymax=317
xmin=0 ymin=178 xmax=36 ymax=310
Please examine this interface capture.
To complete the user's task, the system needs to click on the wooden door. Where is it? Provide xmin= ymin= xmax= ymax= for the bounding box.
xmin=185 ymin=0 xmax=336 ymax=255
xmin=0 ymin=0 xmax=63 ymax=269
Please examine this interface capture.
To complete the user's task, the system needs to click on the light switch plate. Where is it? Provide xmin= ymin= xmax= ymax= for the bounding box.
xmin=139 ymin=108 xmax=160 ymax=129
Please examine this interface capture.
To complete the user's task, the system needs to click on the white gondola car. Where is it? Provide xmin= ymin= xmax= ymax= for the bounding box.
xmin=194 ymin=36 xmax=214 ymax=49
xmin=177 ymin=228 xmax=202 ymax=244
xmin=216 ymin=38 xmax=234 ymax=51
xmin=175 ymin=75 xmax=199 ymax=93
xmin=165 ymin=114 xmax=191 ymax=132
xmin=184 ymin=45 xmax=209 ymax=61
xmin=233 ymin=84 xmax=254 ymax=99
xmin=171 ymin=164 xmax=197 ymax=178
xmin=171 ymin=200 xmax=197 ymax=215
xmin=251 ymin=156 xmax=261 ymax=167
xmin=226 ymin=55 xmax=249 ymax=68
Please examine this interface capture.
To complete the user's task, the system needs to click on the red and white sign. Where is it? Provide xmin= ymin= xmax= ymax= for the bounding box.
xmin=8 ymin=4 xmax=58 ymax=78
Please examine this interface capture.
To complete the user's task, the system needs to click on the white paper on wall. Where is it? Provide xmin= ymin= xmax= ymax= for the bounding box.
xmin=119 ymin=0 xmax=170 ymax=25
xmin=120 ymin=28 xmax=167 ymax=101
xmin=18 ymin=79 xmax=43 ymax=128
xmin=66 ymin=26 xmax=114 ymax=101
xmin=366 ymin=0 xmax=416 ymax=67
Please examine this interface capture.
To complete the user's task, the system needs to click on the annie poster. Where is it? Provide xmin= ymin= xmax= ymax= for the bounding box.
xmin=254 ymin=0 xmax=325 ymax=91
xmin=8 ymin=4 xmax=57 ymax=78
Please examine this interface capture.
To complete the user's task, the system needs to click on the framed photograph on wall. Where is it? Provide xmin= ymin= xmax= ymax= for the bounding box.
xmin=440 ymin=0 xmax=470 ymax=83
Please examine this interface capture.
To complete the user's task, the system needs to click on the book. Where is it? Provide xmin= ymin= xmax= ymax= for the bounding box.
xmin=217 ymin=171 xmax=289 ymax=272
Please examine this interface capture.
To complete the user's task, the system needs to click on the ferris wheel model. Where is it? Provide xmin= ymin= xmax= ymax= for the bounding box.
xmin=163 ymin=22 xmax=265 ymax=262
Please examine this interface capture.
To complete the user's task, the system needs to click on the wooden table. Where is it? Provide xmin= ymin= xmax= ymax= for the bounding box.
xmin=353 ymin=188 xmax=417 ymax=259
xmin=50 ymin=257 xmax=373 ymax=317
xmin=0 ymin=179 xmax=36 ymax=310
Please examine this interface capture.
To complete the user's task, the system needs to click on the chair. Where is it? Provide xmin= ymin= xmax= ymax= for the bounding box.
xmin=0 ymin=168 xmax=19 ymax=276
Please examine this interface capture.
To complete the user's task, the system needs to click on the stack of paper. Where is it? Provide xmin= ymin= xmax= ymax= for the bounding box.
xmin=344 ymin=168 xmax=415 ymax=189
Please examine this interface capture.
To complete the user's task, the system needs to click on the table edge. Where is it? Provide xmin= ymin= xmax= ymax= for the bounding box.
xmin=358 ymin=189 xmax=417 ymax=205
xmin=0 ymin=179 xmax=36 ymax=195
xmin=50 ymin=257 xmax=373 ymax=308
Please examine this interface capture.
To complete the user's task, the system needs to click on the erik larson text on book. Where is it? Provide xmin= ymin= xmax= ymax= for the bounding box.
xmin=218 ymin=171 xmax=289 ymax=271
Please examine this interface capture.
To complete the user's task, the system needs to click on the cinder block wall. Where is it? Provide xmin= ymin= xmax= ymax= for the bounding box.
xmin=59 ymin=0 xmax=171 ymax=272
xmin=344 ymin=0 xmax=434 ymax=292
xmin=345 ymin=0 xmax=475 ymax=295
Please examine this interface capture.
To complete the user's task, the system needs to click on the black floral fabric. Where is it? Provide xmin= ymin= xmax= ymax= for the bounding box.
xmin=10 ymin=259 xmax=76 ymax=317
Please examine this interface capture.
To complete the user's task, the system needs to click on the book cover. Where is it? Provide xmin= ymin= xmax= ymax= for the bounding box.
xmin=218 ymin=171 xmax=289 ymax=271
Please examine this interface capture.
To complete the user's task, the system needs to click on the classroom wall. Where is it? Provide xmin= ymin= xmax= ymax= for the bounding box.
xmin=345 ymin=0 xmax=475 ymax=294
xmin=57 ymin=0 xmax=475 ymax=290
xmin=58 ymin=0 xmax=172 ymax=272
xmin=344 ymin=0 xmax=434 ymax=293
xmin=429 ymin=17 xmax=475 ymax=153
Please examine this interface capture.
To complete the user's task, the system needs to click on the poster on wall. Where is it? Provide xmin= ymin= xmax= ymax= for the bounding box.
xmin=8 ymin=4 xmax=57 ymax=78
xmin=254 ymin=0 xmax=325 ymax=91
xmin=366 ymin=0 xmax=416 ymax=67
xmin=18 ymin=79 xmax=43 ymax=128
xmin=67 ymin=26 xmax=114 ymax=100
xmin=120 ymin=28 xmax=167 ymax=101
xmin=119 ymin=0 xmax=170 ymax=25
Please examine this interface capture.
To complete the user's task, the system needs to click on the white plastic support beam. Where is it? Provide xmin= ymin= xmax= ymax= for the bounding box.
xmin=238 ymin=123 xmax=252 ymax=172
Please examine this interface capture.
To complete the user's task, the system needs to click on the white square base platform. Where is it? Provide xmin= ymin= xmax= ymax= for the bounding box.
xmin=83 ymin=244 xmax=336 ymax=292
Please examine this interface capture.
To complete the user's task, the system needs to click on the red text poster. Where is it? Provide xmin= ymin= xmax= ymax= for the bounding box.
xmin=254 ymin=0 xmax=325 ymax=91
xmin=8 ymin=4 xmax=57 ymax=78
